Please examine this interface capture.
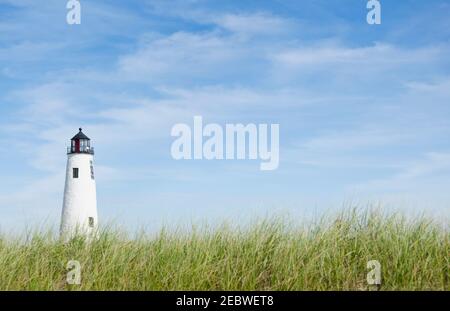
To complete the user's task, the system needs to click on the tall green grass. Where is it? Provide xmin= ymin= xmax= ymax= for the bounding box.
xmin=0 ymin=209 xmax=448 ymax=290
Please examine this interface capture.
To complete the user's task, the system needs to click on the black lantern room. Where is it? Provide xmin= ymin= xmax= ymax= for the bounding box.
xmin=68 ymin=128 xmax=94 ymax=154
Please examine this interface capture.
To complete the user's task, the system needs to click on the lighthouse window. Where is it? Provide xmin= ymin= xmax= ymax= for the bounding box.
xmin=73 ymin=168 xmax=79 ymax=178
xmin=88 ymin=217 xmax=95 ymax=228
xmin=90 ymin=161 xmax=95 ymax=180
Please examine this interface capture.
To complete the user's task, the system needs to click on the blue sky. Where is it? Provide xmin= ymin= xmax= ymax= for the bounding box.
xmin=0 ymin=0 xmax=449 ymax=232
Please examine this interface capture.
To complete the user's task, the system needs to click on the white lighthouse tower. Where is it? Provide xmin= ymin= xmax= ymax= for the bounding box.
xmin=60 ymin=128 xmax=98 ymax=239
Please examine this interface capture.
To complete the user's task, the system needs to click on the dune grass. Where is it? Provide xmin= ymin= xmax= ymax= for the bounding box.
xmin=0 ymin=209 xmax=448 ymax=290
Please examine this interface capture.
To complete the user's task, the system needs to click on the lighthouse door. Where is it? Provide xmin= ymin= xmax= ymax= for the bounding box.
xmin=74 ymin=139 xmax=80 ymax=152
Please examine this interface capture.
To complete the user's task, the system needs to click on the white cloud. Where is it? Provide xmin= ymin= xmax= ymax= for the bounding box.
xmin=146 ymin=1 xmax=294 ymax=36
xmin=118 ymin=31 xmax=249 ymax=82
xmin=397 ymin=152 xmax=450 ymax=179
xmin=348 ymin=152 xmax=450 ymax=193
xmin=273 ymin=42 xmax=444 ymax=67
xmin=404 ymin=79 xmax=450 ymax=97
xmin=301 ymin=128 xmax=412 ymax=152
xmin=213 ymin=12 xmax=293 ymax=36
xmin=10 ymin=82 xmax=79 ymax=126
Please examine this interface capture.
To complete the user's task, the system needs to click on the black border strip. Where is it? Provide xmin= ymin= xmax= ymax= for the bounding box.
xmin=0 ymin=291 xmax=448 ymax=310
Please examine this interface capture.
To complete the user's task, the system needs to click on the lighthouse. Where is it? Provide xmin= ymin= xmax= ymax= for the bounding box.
xmin=60 ymin=128 xmax=98 ymax=239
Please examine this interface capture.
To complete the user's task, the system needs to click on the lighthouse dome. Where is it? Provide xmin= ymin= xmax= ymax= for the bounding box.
xmin=71 ymin=128 xmax=90 ymax=141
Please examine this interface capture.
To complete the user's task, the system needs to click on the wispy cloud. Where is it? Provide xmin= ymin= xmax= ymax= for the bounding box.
xmin=350 ymin=152 xmax=450 ymax=193
xmin=274 ymin=43 xmax=444 ymax=66
xmin=213 ymin=12 xmax=294 ymax=36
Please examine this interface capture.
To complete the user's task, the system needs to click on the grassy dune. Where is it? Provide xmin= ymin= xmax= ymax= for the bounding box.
xmin=0 ymin=209 xmax=448 ymax=290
